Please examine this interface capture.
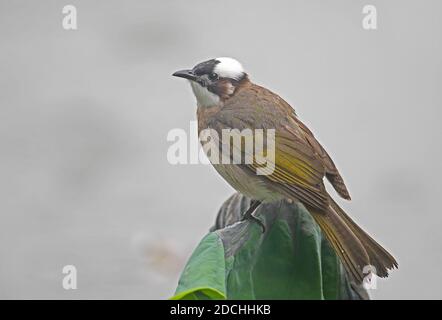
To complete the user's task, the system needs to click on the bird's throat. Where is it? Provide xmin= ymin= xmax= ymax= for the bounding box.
xmin=189 ymin=81 xmax=221 ymax=108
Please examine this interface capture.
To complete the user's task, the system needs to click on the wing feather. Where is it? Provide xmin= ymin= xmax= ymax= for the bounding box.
xmin=202 ymin=82 xmax=351 ymax=209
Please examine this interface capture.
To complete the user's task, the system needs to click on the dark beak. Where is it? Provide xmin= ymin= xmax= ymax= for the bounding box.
xmin=172 ymin=69 xmax=197 ymax=81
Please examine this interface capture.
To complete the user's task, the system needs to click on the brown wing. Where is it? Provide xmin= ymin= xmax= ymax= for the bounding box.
xmin=289 ymin=116 xmax=351 ymax=200
xmin=203 ymin=82 xmax=350 ymax=209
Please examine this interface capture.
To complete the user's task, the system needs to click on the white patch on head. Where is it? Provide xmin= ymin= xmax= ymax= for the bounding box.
xmin=189 ymin=81 xmax=220 ymax=108
xmin=214 ymin=57 xmax=245 ymax=80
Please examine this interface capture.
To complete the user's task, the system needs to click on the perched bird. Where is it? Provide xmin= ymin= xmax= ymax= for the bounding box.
xmin=173 ymin=57 xmax=397 ymax=284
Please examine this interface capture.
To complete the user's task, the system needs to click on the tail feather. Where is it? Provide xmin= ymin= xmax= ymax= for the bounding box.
xmin=310 ymin=209 xmax=368 ymax=283
xmin=309 ymin=198 xmax=398 ymax=284
xmin=328 ymin=197 xmax=398 ymax=277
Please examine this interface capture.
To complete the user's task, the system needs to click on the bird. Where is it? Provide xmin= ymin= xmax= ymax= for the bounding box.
xmin=172 ymin=57 xmax=398 ymax=284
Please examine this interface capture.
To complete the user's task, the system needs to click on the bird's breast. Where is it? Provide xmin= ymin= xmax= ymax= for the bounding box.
xmin=211 ymin=163 xmax=283 ymax=203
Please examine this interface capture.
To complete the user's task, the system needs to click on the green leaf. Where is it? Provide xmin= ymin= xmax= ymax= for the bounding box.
xmin=171 ymin=193 xmax=367 ymax=300
xmin=172 ymin=233 xmax=227 ymax=300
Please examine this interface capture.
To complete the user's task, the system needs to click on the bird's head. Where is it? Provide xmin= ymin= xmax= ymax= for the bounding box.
xmin=173 ymin=57 xmax=248 ymax=107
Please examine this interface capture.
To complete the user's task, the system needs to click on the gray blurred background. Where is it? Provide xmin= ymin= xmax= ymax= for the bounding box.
xmin=0 ymin=0 xmax=441 ymax=299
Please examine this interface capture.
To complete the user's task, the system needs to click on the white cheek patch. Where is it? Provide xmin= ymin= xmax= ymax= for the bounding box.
xmin=214 ymin=57 xmax=245 ymax=81
xmin=189 ymin=81 xmax=220 ymax=108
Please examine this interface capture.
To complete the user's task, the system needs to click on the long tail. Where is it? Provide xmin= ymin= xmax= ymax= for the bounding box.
xmin=309 ymin=197 xmax=398 ymax=284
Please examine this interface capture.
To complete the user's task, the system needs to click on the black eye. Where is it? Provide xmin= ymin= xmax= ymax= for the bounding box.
xmin=208 ymin=72 xmax=219 ymax=80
